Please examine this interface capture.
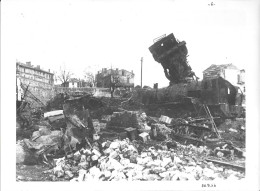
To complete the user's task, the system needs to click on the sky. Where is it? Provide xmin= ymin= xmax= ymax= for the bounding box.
xmin=1 ymin=1 xmax=260 ymax=190
xmin=2 ymin=0 xmax=259 ymax=88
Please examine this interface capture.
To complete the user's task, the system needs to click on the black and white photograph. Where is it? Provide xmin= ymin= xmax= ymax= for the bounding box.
xmin=1 ymin=0 xmax=260 ymax=190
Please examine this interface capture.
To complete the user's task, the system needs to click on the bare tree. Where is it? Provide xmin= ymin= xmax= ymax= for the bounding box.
xmin=110 ymin=76 xmax=120 ymax=98
xmin=57 ymin=65 xmax=73 ymax=87
xmin=83 ymin=70 xmax=95 ymax=87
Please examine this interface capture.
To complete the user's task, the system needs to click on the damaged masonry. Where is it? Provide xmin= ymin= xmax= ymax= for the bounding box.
xmin=16 ymin=33 xmax=245 ymax=182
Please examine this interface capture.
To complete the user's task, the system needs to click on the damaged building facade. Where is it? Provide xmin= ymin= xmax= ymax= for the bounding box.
xmin=96 ymin=68 xmax=135 ymax=89
xmin=203 ymin=64 xmax=245 ymax=94
xmin=16 ymin=61 xmax=54 ymax=105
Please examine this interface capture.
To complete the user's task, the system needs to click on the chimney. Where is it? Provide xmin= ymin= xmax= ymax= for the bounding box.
xmin=26 ymin=62 xmax=31 ymax=66
xmin=48 ymin=69 xmax=50 ymax=72
xmin=36 ymin=65 xmax=40 ymax=69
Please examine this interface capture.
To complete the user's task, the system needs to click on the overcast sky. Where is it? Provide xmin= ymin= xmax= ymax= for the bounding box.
xmin=3 ymin=0 xmax=259 ymax=87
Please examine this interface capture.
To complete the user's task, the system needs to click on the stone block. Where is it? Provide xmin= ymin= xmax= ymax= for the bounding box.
xmin=138 ymin=132 xmax=150 ymax=143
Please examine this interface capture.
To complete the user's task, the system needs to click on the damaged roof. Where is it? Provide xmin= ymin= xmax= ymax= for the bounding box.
xmin=203 ymin=63 xmax=239 ymax=73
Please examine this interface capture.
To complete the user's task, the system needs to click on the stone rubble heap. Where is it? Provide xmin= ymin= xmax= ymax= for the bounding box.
xmin=47 ymin=139 xmax=245 ymax=181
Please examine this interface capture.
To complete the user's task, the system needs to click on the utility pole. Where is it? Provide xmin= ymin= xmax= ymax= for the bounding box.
xmin=141 ymin=57 xmax=143 ymax=88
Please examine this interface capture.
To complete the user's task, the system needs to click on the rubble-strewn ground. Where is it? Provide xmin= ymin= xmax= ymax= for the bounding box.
xmin=16 ymin=94 xmax=246 ymax=181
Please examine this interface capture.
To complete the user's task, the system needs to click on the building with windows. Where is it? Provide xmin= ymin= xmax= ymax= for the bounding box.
xmin=16 ymin=61 xmax=54 ymax=104
xmin=96 ymin=68 xmax=134 ymax=89
xmin=203 ymin=63 xmax=245 ymax=93
xmin=63 ymin=78 xmax=90 ymax=88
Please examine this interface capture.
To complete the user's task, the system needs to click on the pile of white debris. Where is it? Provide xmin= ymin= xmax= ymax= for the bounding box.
xmin=46 ymin=139 xmax=245 ymax=181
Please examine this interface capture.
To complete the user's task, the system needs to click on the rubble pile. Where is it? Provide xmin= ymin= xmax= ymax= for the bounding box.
xmin=16 ymin=92 xmax=246 ymax=182
xmin=45 ymin=139 xmax=244 ymax=181
xmin=218 ymin=118 xmax=245 ymax=147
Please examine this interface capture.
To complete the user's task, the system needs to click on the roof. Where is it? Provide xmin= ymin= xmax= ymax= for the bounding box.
xmin=98 ymin=68 xmax=134 ymax=75
xmin=203 ymin=63 xmax=239 ymax=73
xmin=17 ymin=62 xmax=54 ymax=75
xmin=69 ymin=78 xmax=80 ymax=83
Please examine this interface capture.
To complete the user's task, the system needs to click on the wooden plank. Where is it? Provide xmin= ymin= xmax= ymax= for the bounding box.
xmin=44 ymin=110 xmax=63 ymax=118
xmin=48 ymin=114 xmax=65 ymax=123
xmin=205 ymin=158 xmax=245 ymax=171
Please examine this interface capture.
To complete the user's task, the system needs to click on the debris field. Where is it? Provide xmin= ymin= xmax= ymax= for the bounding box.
xmin=16 ymin=92 xmax=245 ymax=182
xmin=16 ymin=32 xmax=246 ymax=182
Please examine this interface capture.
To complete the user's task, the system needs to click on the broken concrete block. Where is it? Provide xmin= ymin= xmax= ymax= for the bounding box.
xmin=216 ymin=151 xmax=224 ymax=158
xmin=159 ymin=115 xmax=173 ymax=124
xmin=16 ymin=142 xmax=26 ymax=164
xmin=139 ymin=123 xmax=152 ymax=133
xmin=152 ymin=166 xmax=166 ymax=174
xmin=143 ymin=174 xmax=161 ymax=181
xmin=73 ymin=151 xmax=81 ymax=161
xmin=137 ymin=156 xmax=153 ymax=165
xmin=120 ymin=158 xmax=130 ymax=166
xmin=78 ymin=169 xmax=87 ymax=181
xmin=91 ymin=155 xmax=99 ymax=161
xmin=106 ymin=158 xmax=124 ymax=171
xmin=54 ymin=165 xmax=64 ymax=178
xmin=154 ymin=123 xmax=172 ymax=140
xmin=161 ymin=157 xmax=172 ymax=168
xmin=65 ymin=170 xmax=74 ymax=178
xmin=173 ymin=156 xmax=182 ymax=165
xmin=34 ymin=130 xmax=63 ymax=149
xmin=229 ymin=128 xmax=238 ymax=133
xmin=83 ymin=148 xmax=92 ymax=155
xmin=104 ymin=170 xmax=112 ymax=178
xmin=103 ymin=148 xmax=114 ymax=156
xmin=31 ymin=131 xmax=41 ymax=140
xmin=54 ymin=157 xmax=66 ymax=168
xmin=138 ymin=132 xmax=150 ymax=142
xmin=109 ymin=141 xmax=120 ymax=150
xmin=80 ymin=155 xmax=87 ymax=163
xmin=140 ymin=152 xmax=148 ymax=158
xmin=92 ymin=149 xmax=101 ymax=158
xmin=78 ymin=161 xmax=89 ymax=170
xmin=44 ymin=110 xmax=63 ymax=118
xmin=17 ymin=175 xmax=26 ymax=181
xmin=101 ymin=115 xmax=112 ymax=123
xmin=89 ymin=166 xmax=102 ymax=179
xmin=109 ymin=150 xmax=119 ymax=159
xmin=202 ymin=168 xmax=216 ymax=178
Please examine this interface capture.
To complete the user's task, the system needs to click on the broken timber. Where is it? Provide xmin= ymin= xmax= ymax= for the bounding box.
xmin=205 ymin=158 xmax=245 ymax=171
xmin=44 ymin=110 xmax=64 ymax=118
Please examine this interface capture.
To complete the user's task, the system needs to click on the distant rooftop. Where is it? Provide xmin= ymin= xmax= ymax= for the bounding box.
xmin=16 ymin=61 xmax=54 ymax=75
xmin=203 ymin=63 xmax=239 ymax=73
